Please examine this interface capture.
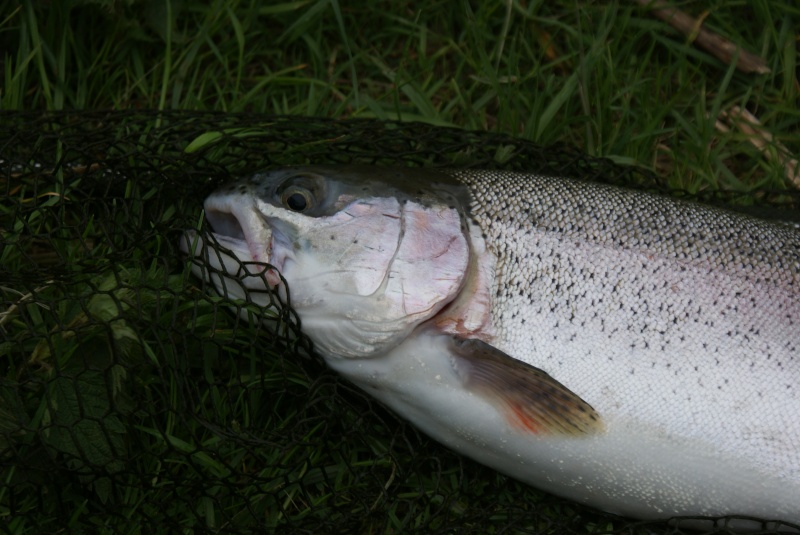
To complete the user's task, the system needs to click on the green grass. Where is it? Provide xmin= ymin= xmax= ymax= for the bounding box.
xmin=1 ymin=1 xmax=799 ymax=534
xmin=2 ymin=0 xmax=799 ymax=192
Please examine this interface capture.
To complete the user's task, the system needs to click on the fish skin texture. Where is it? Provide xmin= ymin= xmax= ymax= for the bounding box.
xmin=185 ymin=166 xmax=800 ymax=529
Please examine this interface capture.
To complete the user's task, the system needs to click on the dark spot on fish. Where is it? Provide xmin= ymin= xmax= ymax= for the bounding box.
xmin=330 ymin=235 xmax=336 ymax=240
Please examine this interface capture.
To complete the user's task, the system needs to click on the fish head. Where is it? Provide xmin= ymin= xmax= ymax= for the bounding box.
xmin=181 ymin=166 xmax=474 ymax=359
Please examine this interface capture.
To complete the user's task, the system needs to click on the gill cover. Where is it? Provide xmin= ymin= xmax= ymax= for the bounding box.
xmin=248 ymin=167 xmax=473 ymax=358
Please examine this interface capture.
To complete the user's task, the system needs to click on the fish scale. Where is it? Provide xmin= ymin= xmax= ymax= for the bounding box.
xmin=182 ymin=166 xmax=800 ymax=529
xmin=451 ymin=169 xmax=799 ymax=479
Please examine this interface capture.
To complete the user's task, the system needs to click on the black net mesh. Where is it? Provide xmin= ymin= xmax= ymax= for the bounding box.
xmin=1 ymin=111 xmax=798 ymax=534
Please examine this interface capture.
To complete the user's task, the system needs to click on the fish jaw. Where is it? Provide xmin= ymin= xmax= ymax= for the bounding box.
xmin=204 ymin=193 xmax=283 ymax=288
xmin=178 ymin=192 xmax=285 ymax=309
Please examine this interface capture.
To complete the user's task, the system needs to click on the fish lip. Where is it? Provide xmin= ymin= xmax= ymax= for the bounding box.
xmin=201 ymin=195 xmax=284 ymax=285
xmin=205 ymin=197 xmax=268 ymax=260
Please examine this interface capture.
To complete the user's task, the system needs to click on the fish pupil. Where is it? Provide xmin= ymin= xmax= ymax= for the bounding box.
xmin=287 ymin=192 xmax=308 ymax=211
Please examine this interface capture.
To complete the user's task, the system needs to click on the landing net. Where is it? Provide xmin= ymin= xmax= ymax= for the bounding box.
xmin=2 ymin=111 xmax=798 ymax=534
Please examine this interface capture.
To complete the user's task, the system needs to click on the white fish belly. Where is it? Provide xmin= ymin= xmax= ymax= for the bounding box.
xmin=331 ymin=331 xmax=800 ymax=524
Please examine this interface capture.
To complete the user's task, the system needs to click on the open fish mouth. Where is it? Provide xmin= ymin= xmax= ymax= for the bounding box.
xmin=204 ymin=196 xmax=275 ymax=268
xmin=180 ymin=197 xmax=284 ymax=290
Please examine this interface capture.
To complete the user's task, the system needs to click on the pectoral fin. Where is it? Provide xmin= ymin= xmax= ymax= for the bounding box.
xmin=450 ymin=337 xmax=604 ymax=436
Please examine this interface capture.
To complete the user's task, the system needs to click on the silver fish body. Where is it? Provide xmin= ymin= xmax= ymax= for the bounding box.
xmin=181 ymin=166 xmax=800 ymax=528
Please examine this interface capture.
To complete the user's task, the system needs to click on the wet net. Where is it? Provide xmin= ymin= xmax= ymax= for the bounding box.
xmin=1 ymin=111 xmax=798 ymax=534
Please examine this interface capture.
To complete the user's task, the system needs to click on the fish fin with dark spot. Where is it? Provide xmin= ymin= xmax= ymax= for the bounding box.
xmin=450 ymin=336 xmax=604 ymax=436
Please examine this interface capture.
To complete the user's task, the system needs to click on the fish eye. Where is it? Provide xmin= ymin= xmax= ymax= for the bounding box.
xmin=281 ymin=187 xmax=314 ymax=213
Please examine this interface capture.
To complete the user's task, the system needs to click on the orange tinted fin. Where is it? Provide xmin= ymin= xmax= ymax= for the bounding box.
xmin=450 ymin=337 xmax=604 ymax=436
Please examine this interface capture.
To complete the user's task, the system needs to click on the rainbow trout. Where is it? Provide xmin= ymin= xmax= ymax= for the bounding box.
xmin=181 ymin=166 xmax=800 ymax=528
